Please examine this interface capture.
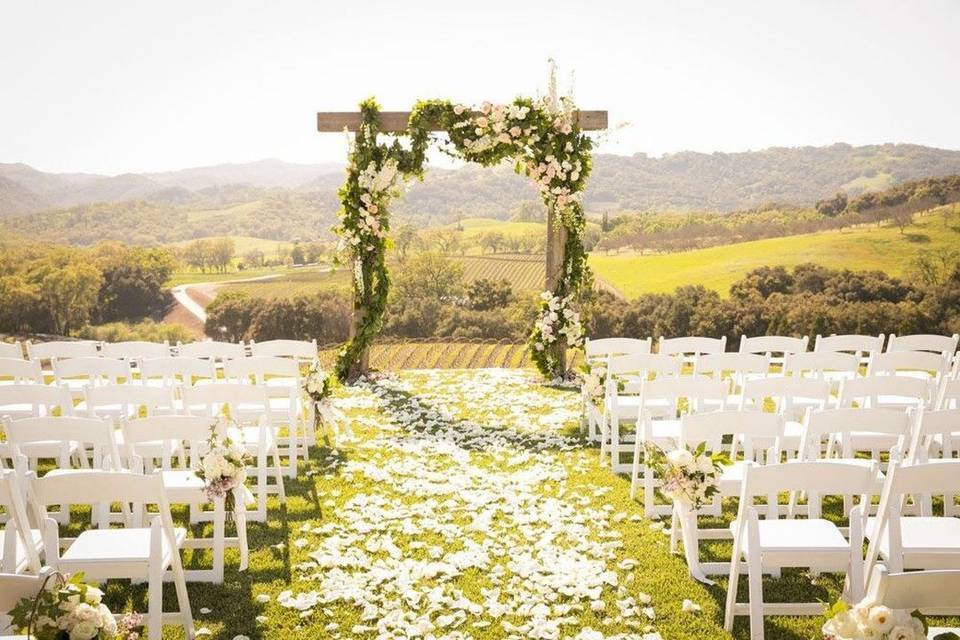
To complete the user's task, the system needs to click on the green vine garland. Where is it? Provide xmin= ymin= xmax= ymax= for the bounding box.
xmin=333 ymin=93 xmax=594 ymax=381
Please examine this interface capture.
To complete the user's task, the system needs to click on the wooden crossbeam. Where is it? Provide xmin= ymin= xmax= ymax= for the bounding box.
xmin=317 ymin=110 xmax=608 ymax=133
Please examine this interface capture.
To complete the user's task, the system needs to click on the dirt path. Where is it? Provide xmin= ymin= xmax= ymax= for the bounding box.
xmin=166 ymin=273 xmax=282 ymax=335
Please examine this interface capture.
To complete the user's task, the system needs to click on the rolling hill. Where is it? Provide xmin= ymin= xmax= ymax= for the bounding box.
xmin=589 ymin=209 xmax=960 ymax=299
xmin=5 ymin=143 xmax=960 ymax=233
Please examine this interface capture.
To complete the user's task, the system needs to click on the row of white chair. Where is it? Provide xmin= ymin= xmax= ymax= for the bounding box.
xmin=723 ymin=459 xmax=960 ymax=639
xmin=0 ymin=338 xmax=318 ymax=362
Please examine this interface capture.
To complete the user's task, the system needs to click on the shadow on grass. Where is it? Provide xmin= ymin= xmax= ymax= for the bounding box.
xmin=368 ymin=376 xmax=592 ymax=455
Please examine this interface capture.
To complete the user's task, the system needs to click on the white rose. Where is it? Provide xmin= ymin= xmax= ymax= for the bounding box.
xmin=98 ymin=605 xmax=117 ymax=636
xmin=697 ymin=456 xmax=715 ymax=474
xmin=867 ymin=605 xmax=895 ymax=633
xmin=83 ymin=587 xmax=103 ymax=605
xmin=69 ymin=620 xmax=99 ymax=640
xmin=888 ymin=625 xmax=917 ymax=640
xmin=666 ymin=448 xmax=694 ymax=468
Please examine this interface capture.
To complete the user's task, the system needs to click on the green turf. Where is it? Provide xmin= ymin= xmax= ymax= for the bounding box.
xmin=589 ymin=211 xmax=960 ymax=299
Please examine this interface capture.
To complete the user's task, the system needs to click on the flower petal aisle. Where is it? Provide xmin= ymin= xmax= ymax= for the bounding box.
xmin=253 ymin=369 xmax=729 ymax=640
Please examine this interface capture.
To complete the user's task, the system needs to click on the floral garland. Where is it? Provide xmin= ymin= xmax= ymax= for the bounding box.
xmin=822 ymin=599 xmax=938 ymax=640
xmin=9 ymin=572 xmax=143 ymax=640
xmin=333 ymin=72 xmax=594 ymax=381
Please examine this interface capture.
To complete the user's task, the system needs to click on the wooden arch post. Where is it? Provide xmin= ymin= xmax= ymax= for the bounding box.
xmin=317 ymin=109 xmax=608 ymax=375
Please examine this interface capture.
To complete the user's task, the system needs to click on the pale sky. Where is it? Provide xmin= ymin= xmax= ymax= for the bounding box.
xmin=2 ymin=0 xmax=959 ymax=175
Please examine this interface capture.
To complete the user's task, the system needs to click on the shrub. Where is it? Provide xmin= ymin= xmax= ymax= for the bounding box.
xmin=77 ymin=319 xmax=195 ymax=344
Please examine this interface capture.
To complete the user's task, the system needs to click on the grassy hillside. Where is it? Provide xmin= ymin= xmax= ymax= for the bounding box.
xmin=590 ymin=212 xmax=959 ymax=299
xmin=215 ymin=266 xmax=350 ymax=298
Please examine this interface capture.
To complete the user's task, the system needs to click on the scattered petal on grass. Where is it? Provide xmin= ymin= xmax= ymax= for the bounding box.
xmin=681 ymin=599 xmax=702 ymax=613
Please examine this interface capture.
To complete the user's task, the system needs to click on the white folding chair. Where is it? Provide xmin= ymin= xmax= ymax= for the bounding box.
xmin=0 ymin=470 xmax=42 ymax=574
xmin=122 ymin=416 xmax=250 ymax=583
xmin=739 ymin=335 xmax=809 ymax=372
xmin=25 ymin=340 xmax=98 ymax=361
xmin=696 ymin=352 xmax=770 ymax=408
xmin=138 ymin=356 xmax=217 ymax=389
xmin=84 ymin=384 xmax=177 ymax=420
xmin=865 ymin=565 xmax=960 ymax=628
xmin=0 ymin=385 xmax=73 ymax=420
xmin=907 ymin=408 xmax=960 ymax=516
xmin=724 ymin=460 xmax=879 ymax=639
xmin=658 ymin=336 xmax=726 ymax=374
xmin=582 ymin=337 xmax=652 ymax=441
xmin=34 ymin=470 xmax=194 ymax=639
xmin=177 ymin=340 xmax=246 ymax=360
xmin=783 ymin=352 xmax=859 ymax=392
xmin=675 ymin=411 xmax=784 ymax=577
xmin=870 ymin=350 xmax=952 ymax=385
xmin=224 ymin=356 xmax=309 ymax=457
xmin=249 ymin=338 xmax=317 ymax=363
xmin=53 ymin=357 xmax=131 ymax=402
xmin=100 ymin=340 xmax=172 ymax=360
xmin=939 ymin=378 xmax=960 ymax=411
xmin=886 ymin=333 xmax=959 ymax=358
xmin=839 ymin=375 xmax=933 ymax=411
xmin=865 ymin=461 xmax=960 ymax=582
xmin=0 ymin=342 xmax=24 ymax=360
xmin=602 ymin=353 xmax=680 ymax=472
xmin=182 ymin=384 xmax=286 ymax=520
xmin=814 ymin=333 xmax=884 ymax=369
xmin=0 ymin=359 xmax=43 ymax=385
xmin=630 ymin=376 xmax=728 ymax=516
xmin=739 ymin=377 xmax=831 ymax=456
xmin=5 ymin=417 xmax=123 ymax=528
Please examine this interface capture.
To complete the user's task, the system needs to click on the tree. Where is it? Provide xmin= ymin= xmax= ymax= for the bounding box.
xmin=209 ymin=238 xmax=235 ymax=273
xmin=466 ymin=278 xmax=513 ymax=311
xmin=815 ymin=192 xmax=848 ymax=217
xmin=392 ymin=252 xmax=463 ymax=304
xmin=291 ymin=243 xmax=306 ymax=265
xmin=244 ymin=249 xmax=265 ymax=268
xmin=94 ymin=246 xmax=176 ymax=322
xmin=40 ymin=262 xmax=103 ymax=335
xmin=183 ymin=239 xmax=210 ymax=272
xmin=479 ymin=231 xmax=505 ymax=254
xmin=394 ymin=224 xmax=418 ymax=263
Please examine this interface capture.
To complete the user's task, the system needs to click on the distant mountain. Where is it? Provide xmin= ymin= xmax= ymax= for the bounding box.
xmin=5 ymin=143 xmax=960 ymax=242
xmin=144 ymin=159 xmax=343 ymax=191
xmin=0 ymin=159 xmax=344 ymax=217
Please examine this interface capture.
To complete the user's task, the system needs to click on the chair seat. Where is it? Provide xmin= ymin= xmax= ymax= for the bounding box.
xmin=717 ymin=461 xmax=749 ymax=493
xmin=865 ymin=516 xmax=960 ymax=556
xmin=0 ymin=528 xmax=43 ymax=571
xmin=60 ymin=527 xmax=186 ymax=577
xmin=160 ymin=470 xmax=255 ymax=506
xmin=731 ymin=518 xmax=850 ymax=553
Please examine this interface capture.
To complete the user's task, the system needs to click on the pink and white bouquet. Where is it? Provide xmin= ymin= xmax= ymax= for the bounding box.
xmin=8 ymin=573 xmax=144 ymax=640
xmin=194 ymin=421 xmax=251 ymax=514
xmin=643 ymin=441 xmax=729 ymax=510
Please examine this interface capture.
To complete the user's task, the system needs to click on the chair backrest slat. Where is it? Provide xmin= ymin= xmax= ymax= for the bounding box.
xmin=177 ymin=340 xmax=246 ymax=360
xmin=867 ymin=566 xmax=960 ymax=611
xmin=815 ymin=333 xmax=885 ymax=355
xmin=584 ymin=337 xmax=652 ymax=359
xmin=0 ymin=358 xmax=43 ymax=384
xmin=249 ymin=339 xmax=317 ymax=361
xmin=100 ymin=340 xmax=171 ymax=360
xmin=26 ymin=340 xmax=99 ymax=361
xmin=0 ymin=341 xmax=25 ymax=360
xmin=886 ymin=333 xmax=959 ymax=357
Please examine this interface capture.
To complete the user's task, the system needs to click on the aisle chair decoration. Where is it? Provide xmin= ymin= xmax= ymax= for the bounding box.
xmin=303 ymin=359 xmax=348 ymax=442
xmin=643 ymin=440 xmax=729 ymax=584
xmin=821 ymin=598 xmax=930 ymax=640
xmin=9 ymin=571 xmax=144 ymax=640
xmin=194 ymin=421 xmax=253 ymax=518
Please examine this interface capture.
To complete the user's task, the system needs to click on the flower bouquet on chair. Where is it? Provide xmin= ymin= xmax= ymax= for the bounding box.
xmin=822 ymin=599 xmax=940 ymax=640
xmin=9 ymin=571 xmax=144 ymax=640
xmin=644 ymin=441 xmax=729 ymax=585
xmin=194 ymin=420 xmax=252 ymax=516
xmin=304 ymin=359 xmax=347 ymax=442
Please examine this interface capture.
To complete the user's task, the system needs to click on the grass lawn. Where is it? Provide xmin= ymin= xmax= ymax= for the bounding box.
xmin=76 ymin=368 xmax=960 ymax=640
xmin=589 ymin=212 xmax=960 ymax=299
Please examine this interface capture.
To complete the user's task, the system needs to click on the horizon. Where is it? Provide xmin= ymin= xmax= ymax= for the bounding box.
xmin=3 ymin=0 xmax=960 ymax=175
xmin=8 ymin=140 xmax=960 ymax=179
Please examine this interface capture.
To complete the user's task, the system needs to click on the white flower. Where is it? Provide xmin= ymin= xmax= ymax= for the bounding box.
xmin=666 ymin=448 xmax=694 ymax=468
xmin=867 ymin=605 xmax=895 ymax=633
xmin=68 ymin=621 xmax=99 ymax=640
xmin=681 ymin=599 xmax=701 ymax=613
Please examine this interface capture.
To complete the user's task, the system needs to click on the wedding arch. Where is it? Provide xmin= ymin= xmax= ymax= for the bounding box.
xmin=316 ymin=80 xmax=607 ymax=382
